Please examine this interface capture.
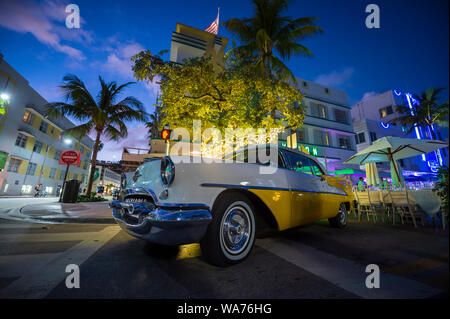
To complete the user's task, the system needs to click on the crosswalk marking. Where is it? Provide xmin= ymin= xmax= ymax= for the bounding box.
xmin=257 ymin=237 xmax=443 ymax=299
xmin=0 ymin=226 xmax=120 ymax=298
xmin=385 ymin=254 xmax=448 ymax=276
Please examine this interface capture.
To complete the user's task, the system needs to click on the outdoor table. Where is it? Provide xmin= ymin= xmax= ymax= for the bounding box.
xmin=407 ymin=189 xmax=442 ymax=217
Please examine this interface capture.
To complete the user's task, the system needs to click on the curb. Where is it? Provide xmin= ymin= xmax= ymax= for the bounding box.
xmin=10 ymin=205 xmax=116 ymax=225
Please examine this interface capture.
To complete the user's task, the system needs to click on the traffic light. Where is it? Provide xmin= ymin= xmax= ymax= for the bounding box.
xmin=161 ymin=129 xmax=171 ymax=140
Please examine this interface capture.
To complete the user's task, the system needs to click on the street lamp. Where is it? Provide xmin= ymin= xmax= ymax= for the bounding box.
xmin=64 ymin=138 xmax=73 ymax=145
xmin=0 ymin=93 xmax=10 ymax=101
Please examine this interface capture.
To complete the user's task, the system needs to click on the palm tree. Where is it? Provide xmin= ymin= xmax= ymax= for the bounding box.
xmin=46 ymin=74 xmax=147 ymax=195
xmin=146 ymin=103 xmax=162 ymax=143
xmin=391 ymin=88 xmax=449 ymax=140
xmin=224 ymin=0 xmax=322 ymax=83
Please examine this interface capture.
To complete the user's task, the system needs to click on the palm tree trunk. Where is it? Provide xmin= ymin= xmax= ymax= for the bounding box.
xmin=86 ymin=129 xmax=101 ymax=195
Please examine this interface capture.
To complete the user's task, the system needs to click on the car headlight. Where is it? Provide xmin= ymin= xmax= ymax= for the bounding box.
xmin=160 ymin=156 xmax=175 ymax=186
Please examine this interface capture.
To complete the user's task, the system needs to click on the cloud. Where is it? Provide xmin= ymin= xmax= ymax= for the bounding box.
xmin=98 ymin=41 xmax=160 ymax=98
xmin=95 ymin=124 xmax=150 ymax=161
xmin=314 ymin=67 xmax=355 ymax=87
xmin=101 ymin=42 xmax=145 ymax=79
xmin=0 ymin=0 xmax=91 ymax=60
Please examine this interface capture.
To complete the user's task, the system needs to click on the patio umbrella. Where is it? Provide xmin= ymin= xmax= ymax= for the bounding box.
xmin=344 ymin=136 xmax=447 ymax=186
xmin=365 ymin=162 xmax=381 ymax=186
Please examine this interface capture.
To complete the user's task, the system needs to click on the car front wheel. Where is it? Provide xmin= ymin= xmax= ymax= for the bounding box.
xmin=329 ymin=203 xmax=348 ymax=228
xmin=200 ymin=192 xmax=256 ymax=267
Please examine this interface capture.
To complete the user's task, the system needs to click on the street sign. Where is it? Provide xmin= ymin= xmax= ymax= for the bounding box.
xmin=59 ymin=150 xmax=81 ymax=166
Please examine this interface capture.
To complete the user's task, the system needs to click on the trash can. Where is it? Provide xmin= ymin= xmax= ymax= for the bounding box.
xmin=62 ymin=179 xmax=81 ymax=203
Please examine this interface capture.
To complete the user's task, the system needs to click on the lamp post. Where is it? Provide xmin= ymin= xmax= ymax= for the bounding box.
xmin=58 ymin=138 xmax=73 ymax=202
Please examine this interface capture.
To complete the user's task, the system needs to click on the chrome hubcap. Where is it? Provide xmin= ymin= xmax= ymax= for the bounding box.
xmin=221 ymin=206 xmax=251 ymax=255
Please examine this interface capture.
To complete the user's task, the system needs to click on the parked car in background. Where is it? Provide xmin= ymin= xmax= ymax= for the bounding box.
xmin=110 ymin=144 xmax=355 ymax=266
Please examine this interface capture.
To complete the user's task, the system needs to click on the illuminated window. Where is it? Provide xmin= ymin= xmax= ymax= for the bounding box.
xmin=379 ymin=108 xmax=387 ymax=118
xmin=23 ymin=111 xmax=34 ymax=124
xmin=311 ymin=103 xmax=327 ymax=119
xmin=315 ymin=130 xmax=330 ymax=146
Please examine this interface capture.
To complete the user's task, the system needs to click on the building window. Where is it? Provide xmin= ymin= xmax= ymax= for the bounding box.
xmin=334 ymin=109 xmax=348 ymax=124
xmin=302 ymin=81 xmax=308 ymax=88
xmin=379 ymin=108 xmax=387 ymax=118
xmin=442 ymin=148 xmax=447 ymax=157
xmin=297 ymin=129 xmax=305 ymax=142
xmin=370 ymin=132 xmax=377 ymax=142
xmin=15 ymin=133 xmax=28 ymax=148
xmin=49 ymin=168 xmax=57 ymax=179
xmin=33 ymin=141 xmax=43 ymax=153
xmin=39 ymin=121 xmax=48 ymax=133
xmin=80 ymin=145 xmax=84 ymax=154
xmin=355 ymin=132 xmax=366 ymax=144
xmin=54 ymin=150 xmax=61 ymax=160
xmin=26 ymin=162 xmax=37 ymax=175
xmin=311 ymin=103 xmax=327 ymax=119
xmin=23 ymin=111 xmax=34 ymax=124
xmin=324 ymin=88 xmax=329 ymax=94
xmin=386 ymin=106 xmax=393 ymax=115
xmin=338 ymin=135 xmax=352 ymax=150
xmin=315 ymin=130 xmax=330 ymax=146
xmin=7 ymin=158 xmax=21 ymax=173
xmin=399 ymin=159 xmax=405 ymax=167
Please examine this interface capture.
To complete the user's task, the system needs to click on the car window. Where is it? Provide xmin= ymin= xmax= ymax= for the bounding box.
xmin=283 ymin=151 xmax=323 ymax=176
xmin=223 ymin=147 xmax=284 ymax=167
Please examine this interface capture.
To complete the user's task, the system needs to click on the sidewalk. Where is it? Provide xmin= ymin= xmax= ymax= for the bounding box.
xmin=18 ymin=201 xmax=115 ymax=224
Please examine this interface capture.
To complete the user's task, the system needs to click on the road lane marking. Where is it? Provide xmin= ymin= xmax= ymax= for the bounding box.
xmin=0 ymin=226 xmax=120 ymax=298
xmin=257 ymin=237 xmax=443 ymax=299
xmin=385 ymin=255 xmax=448 ymax=276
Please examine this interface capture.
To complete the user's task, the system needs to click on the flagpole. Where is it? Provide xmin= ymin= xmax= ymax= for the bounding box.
xmin=217 ymin=7 xmax=220 ymax=34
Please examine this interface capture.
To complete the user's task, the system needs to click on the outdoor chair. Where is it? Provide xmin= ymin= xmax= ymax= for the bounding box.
xmin=389 ymin=187 xmax=424 ymax=228
xmin=353 ymin=188 xmax=376 ymax=222
xmin=367 ymin=188 xmax=387 ymax=223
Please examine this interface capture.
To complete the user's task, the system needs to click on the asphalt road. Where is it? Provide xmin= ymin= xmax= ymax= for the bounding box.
xmin=0 ymin=216 xmax=447 ymax=299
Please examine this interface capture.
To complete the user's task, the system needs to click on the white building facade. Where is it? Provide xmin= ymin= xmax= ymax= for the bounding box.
xmin=280 ymin=78 xmax=357 ymax=172
xmin=0 ymin=55 xmax=94 ymax=196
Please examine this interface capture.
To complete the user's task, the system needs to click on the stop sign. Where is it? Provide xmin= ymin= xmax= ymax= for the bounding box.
xmin=59 ymin=150 xmax=81 ymax=166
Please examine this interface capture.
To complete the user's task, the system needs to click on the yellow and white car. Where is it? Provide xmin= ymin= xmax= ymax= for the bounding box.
xmin=110 ymin=144 xmax=355 ymax=266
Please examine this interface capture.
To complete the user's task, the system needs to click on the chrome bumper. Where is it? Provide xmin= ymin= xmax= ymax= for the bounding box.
xmin=109 ymin=200 xmax=212 ymax=245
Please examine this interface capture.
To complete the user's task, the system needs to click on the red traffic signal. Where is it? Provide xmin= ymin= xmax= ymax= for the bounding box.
xmin=161 ymin=129 xmax=171 ymax=140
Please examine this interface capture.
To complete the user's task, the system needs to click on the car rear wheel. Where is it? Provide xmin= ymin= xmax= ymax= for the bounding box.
xmin=329 ymin=203 xmax=348 ymax=228
xmin=200 ymin=192 xmax=256 ymax=267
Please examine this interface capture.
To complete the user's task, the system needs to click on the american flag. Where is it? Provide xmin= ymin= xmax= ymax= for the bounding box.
xmin=205 ymin=8 xmax=220 ymax=35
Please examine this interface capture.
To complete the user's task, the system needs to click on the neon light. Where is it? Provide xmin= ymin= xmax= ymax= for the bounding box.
xmin=312 ymin=147 xmax=318 ymax=156
xmin=394 ymin=90 xmax=402 ymax=96
xmin=381 ymin=122 xmax=390 ymax=129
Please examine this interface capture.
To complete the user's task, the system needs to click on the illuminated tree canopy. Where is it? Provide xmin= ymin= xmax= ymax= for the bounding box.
xmin=132 ymin=49 xmax=305 ymax=135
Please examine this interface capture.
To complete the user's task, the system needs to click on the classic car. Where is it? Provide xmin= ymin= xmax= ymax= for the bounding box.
xmin=110 ymin=144 xmax=355 ymax=266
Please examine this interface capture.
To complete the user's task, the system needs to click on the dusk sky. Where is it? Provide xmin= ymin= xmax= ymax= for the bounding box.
xmin=0 ymin=0 xmax=448 ymax=160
